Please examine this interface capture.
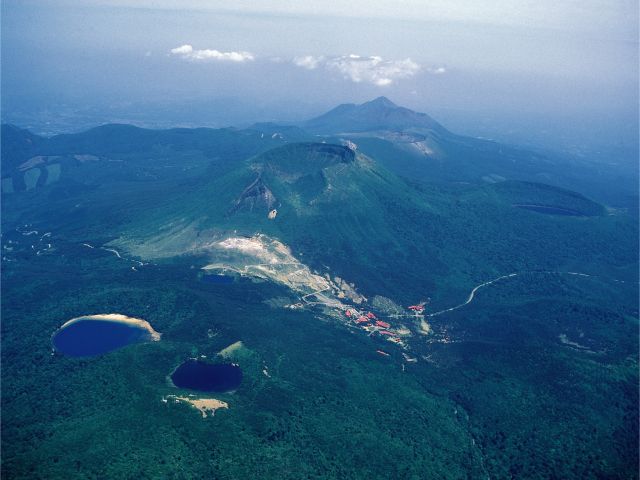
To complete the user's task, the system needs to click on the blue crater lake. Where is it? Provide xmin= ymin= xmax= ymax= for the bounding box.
xmin=52 ymin=315 xmax=159 ymax=357
xmin=171 ymin=360 xmax=242 ymax=392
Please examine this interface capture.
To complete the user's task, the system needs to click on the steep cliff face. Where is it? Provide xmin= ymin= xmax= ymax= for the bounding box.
xmin=229 ymin=175 xmax=277 ymax=214
xmin=256 ymin=142 xmax=356 ymax=180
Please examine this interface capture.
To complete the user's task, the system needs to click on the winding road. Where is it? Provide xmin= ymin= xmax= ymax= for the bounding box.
xmin=425 ymin=270 xmax=634 ymax=318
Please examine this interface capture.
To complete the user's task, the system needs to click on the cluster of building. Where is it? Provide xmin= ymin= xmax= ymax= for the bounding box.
xmin=344 ymin=308 xmax=408 ymax=352
xmin=340 ymin=301 xmax=430 ymax=359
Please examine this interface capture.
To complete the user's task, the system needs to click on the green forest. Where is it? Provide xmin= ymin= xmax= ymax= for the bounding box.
xmin=1 ymin=123 xmax=637 ymax=479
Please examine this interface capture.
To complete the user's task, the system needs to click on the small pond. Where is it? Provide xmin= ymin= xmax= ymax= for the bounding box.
xmin=171 ymin=360 xmax=242 ymax=393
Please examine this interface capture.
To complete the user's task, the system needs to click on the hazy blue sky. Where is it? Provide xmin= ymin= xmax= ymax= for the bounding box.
xmin=2 ymin=0 xmax=638 ymax=154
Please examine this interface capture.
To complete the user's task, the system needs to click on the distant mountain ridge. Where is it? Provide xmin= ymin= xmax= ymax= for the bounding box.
xmin=303 ymin=96 xmax=447 ymax=134
xmin=1 ymin=124 xmax=46 ymax=175
xmin=1 ymin=97 xmax=637 ymax=211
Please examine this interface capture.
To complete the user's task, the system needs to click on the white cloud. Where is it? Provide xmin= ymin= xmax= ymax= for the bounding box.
xmin=427 ymin=66 xmax=447 ymax=75
xmin=171 ymin=44 xmax=194 ymax=55
xmin=291 ymin=54 xmax=447 ymax=85
xmin=293 ymin=55 xmax=323 ymax=70
xmin=324 ymin=54 xmax=420 ymax=86
xmin=169 ymin=44 xmax=254 ymax=62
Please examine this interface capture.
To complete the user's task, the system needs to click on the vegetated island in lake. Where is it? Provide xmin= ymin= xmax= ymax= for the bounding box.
xmin=52 ymin=313 xmax=161 ymax=357
xmin=170 ymin=359 xmax=242 ymax=393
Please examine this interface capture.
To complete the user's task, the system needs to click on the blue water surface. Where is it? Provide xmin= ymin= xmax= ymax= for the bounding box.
xmin=53 ymin=319 xmax=150 ymax=357
xmin=171 ymin=360 xmax=242 ymax=392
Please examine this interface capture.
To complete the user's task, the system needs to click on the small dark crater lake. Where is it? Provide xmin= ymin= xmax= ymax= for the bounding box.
xmin=53 ymin=319 xmax=153 ymax=357
xmin=513 ymin=204 xmax=584 ymax=216
xmin=171 ymin=360 xmax=242 ymax=392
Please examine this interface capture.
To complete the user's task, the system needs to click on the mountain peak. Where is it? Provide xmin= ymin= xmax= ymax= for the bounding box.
xmin=365 ymin=96 xmax=398 ymax=108
xmin=304 ymin=97 xmax=446 ymax=135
